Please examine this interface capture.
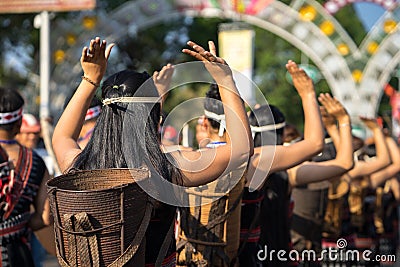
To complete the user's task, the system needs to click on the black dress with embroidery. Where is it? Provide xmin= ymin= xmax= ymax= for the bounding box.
xmin=0 ymin=146 xmax=46 ymax=267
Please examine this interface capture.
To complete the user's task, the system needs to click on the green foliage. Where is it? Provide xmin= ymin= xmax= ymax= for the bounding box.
xmin=0 ymin=14 xmax=38 ymax=84
xmin=333 ymin=5 xmax=366 ymax=45
xmin=0 ymin=0 xmax=389 ymax=132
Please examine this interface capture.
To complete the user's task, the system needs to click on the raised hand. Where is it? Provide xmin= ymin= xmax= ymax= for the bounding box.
xmin=182 ymin=40 xmax=232 ymax=84
xmin=360 ymin=116 xmax=380 ymax=130
xmin=318 ymin=93 xmax=349 ymax=121
xmin=153 ymin=63 xmax=174 ymax=100
xmin=286 ymin=60 xmax=314 ymax=98
xmin=81 ymin=37 xmax=114 ymax=86
xmin=320 ymin=106 xmax=337 ymax=128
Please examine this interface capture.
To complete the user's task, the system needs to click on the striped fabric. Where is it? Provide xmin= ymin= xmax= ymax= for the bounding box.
xmin=0 ymin=146 xmax=46 ymax=267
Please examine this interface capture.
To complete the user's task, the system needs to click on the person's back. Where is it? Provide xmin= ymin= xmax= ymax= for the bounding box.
xmin=241 ymin=61 xmax=326 ymax=266
xmin=0 ymin=87 xmax=51 ymax=267
xmin=52 ymin=38 xmax=253 ymax=267
xmin=290 ymin=138 xmax=335 ymax=255
xmin=176 ymin=83 xmax=246 ymax=267
xmin=245 ymin=104 xmax=294 ymax=267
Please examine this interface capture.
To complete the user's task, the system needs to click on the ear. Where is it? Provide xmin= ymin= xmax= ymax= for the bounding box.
xmin=202 ymin=117 xmax=210 ymax=131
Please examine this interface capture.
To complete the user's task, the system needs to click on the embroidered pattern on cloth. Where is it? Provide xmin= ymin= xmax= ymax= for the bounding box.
xmin=85 ymin=106 xmax=101 ymax=121
xmin=0 ymin=146 xmax=32 ymax=220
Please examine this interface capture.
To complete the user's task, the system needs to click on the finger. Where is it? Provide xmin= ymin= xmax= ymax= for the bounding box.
xmin=318 ymin=93 xmax=330 ymax=102
xmin=153 ymin=71 xmax=159 ymax=81
xmin=203 ymin=51 xmax=216 ymax=62
xmin=99 ymin=39 xmax=106 ymax=54
xmin=182 ymin=48 xmax=206 ymax=61
xmin=208 ymin=41 xmax=217 ymax=56
xmin=286 ymin=60 xmax=296 ymax=73
xmin=105 ymin=43 xmax=115 ymax=59
xmin=82 ymin=47 xmax=89 ymax=59
xmin=187 ymin=41 xmax=206 ymax=54
xmin=88 ymin=39 xmax=95 ymax=55
xmin=94 ymin=37 xmax=101 ymax=56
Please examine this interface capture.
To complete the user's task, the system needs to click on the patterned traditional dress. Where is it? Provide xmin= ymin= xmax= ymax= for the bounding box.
xmin=259 ymin=171 xmax=297 ymax=267
xmin=238 ymin=187 xmax=264 ymax=267
xmin=0 ymin=145 xmax=46 ymax=267
xmin=145 ymin=203 xmax=177 ymax=267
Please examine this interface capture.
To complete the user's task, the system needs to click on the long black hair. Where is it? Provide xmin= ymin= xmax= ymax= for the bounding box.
xmin=0 ymin=87 xmax=24 ymax=132
xmin=248 ymin=104 xmax=285 ymax=147
xmin=72 ymin=70 xmax=181 ymax=185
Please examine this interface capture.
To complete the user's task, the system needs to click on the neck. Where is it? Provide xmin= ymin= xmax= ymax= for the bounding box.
xmin=209 ymin=134 xmax=225 ymax=143
xmin=0 ymin=130 xmax=16 ymax=141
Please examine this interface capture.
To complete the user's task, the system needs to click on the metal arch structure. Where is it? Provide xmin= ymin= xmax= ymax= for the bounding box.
xmin=51 ymin=0 xmax=400 ymax=129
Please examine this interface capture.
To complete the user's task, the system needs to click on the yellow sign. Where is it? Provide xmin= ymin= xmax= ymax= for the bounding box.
xmin=219 ymin=29 xmax=254 ymax=70
xmin=219 ymin=26 xmax=255 ymax=105
xmin=0 ymin=0 xmax=95 ymax=13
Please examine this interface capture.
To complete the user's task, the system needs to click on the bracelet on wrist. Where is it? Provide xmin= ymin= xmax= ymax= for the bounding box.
xmin=339 ymin=123 xmax=350 ymax=128
xmin=82 ymin=76 xmax=100 ymax=87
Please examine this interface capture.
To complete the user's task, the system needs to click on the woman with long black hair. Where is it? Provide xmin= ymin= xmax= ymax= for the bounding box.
xmin=52 ymin=37 xmax=253 ymax=266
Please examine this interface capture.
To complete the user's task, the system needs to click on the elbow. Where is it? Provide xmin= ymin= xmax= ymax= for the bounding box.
xmin=43 ymin=213 xmax=53 ymax=227
xmin=310 ymin=139 xmax=324 ymax=158
xmin=29 ymin=213 xmax=52 ymax=231
xmin=382 ymin=157 xmax=392 ymax=169
xmin=232 ymin=148 xmax=253 ymax=172
xmin=315 ymin=138 xmax=325 ymax=154
xmin=343 ymin=159 xmax=355 ymax=171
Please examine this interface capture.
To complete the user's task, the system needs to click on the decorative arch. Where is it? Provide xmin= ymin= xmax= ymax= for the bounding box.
xmin=323 ymin=0 xmax=397 ymax=14
xmin=51 ymin=0 xmax=400 ymax=129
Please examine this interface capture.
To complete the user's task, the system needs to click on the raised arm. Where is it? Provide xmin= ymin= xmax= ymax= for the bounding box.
xmin=370 ymin=136 xmax=400 ymax=188
xmin=320 ymin=102 xmax=340 ymax=147
xmin=52 ymin=37 xmax=114 ymax=172
xmin=153 ymin=63 xmax=174 ymax=105
xmin=347 ymin=117 xmax=391 ymax=178
xmin=247 ymin=61 xmax=324 ymax=189
xmin=171 ymin=41 xmax=253 ymax=186
xmin=287 ymin=94 xmax=354 ymax=186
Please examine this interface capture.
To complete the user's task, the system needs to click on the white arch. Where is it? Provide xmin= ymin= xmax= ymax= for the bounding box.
xmin=51 ymin=0 xmax=400 ymax=125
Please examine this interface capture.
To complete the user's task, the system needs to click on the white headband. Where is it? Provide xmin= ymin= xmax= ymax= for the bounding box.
xmin=251 ymin=122 xmax=286 ymax=139
xmin=250 ymin=122 xmax=286 ymax=133
xmin=102 ymin=97 xmax=161 ymax=106
xmin=204 ymin=110 xmax=226 ymax=137
xmin=0 ymin=107 xmax=23 ymax=125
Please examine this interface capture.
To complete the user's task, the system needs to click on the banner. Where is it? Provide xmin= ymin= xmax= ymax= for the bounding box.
xmin=0 ymin=0 xmax=95 ymax=13
xmin=218 ymin=23 xmax=255 ymax=105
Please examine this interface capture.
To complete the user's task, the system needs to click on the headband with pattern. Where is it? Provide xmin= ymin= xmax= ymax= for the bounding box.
xmin=85 ymin=106 xmax=101 ymax=121
xmin=0 ymin=107 xmax=23 ymax=125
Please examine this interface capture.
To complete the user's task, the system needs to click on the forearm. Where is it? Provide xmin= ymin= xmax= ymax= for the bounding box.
xmin=325 ymin=124 xmax=340 ymax=146
xmin=372 ymin=127 xmax=391 ymax=167
xmin=219 ymin=77 xmax=253 ymax=158
xmin=334 ymin=116 xmax=354 ymax=169
xmin=301 ymin=93 xmax=324 ymax=150
xmin=370 ymin=137 xmax=400 ymax=188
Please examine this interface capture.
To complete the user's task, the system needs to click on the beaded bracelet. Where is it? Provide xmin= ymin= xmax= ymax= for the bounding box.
xmin=82 ymin=76 xmax=100 ymax=87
